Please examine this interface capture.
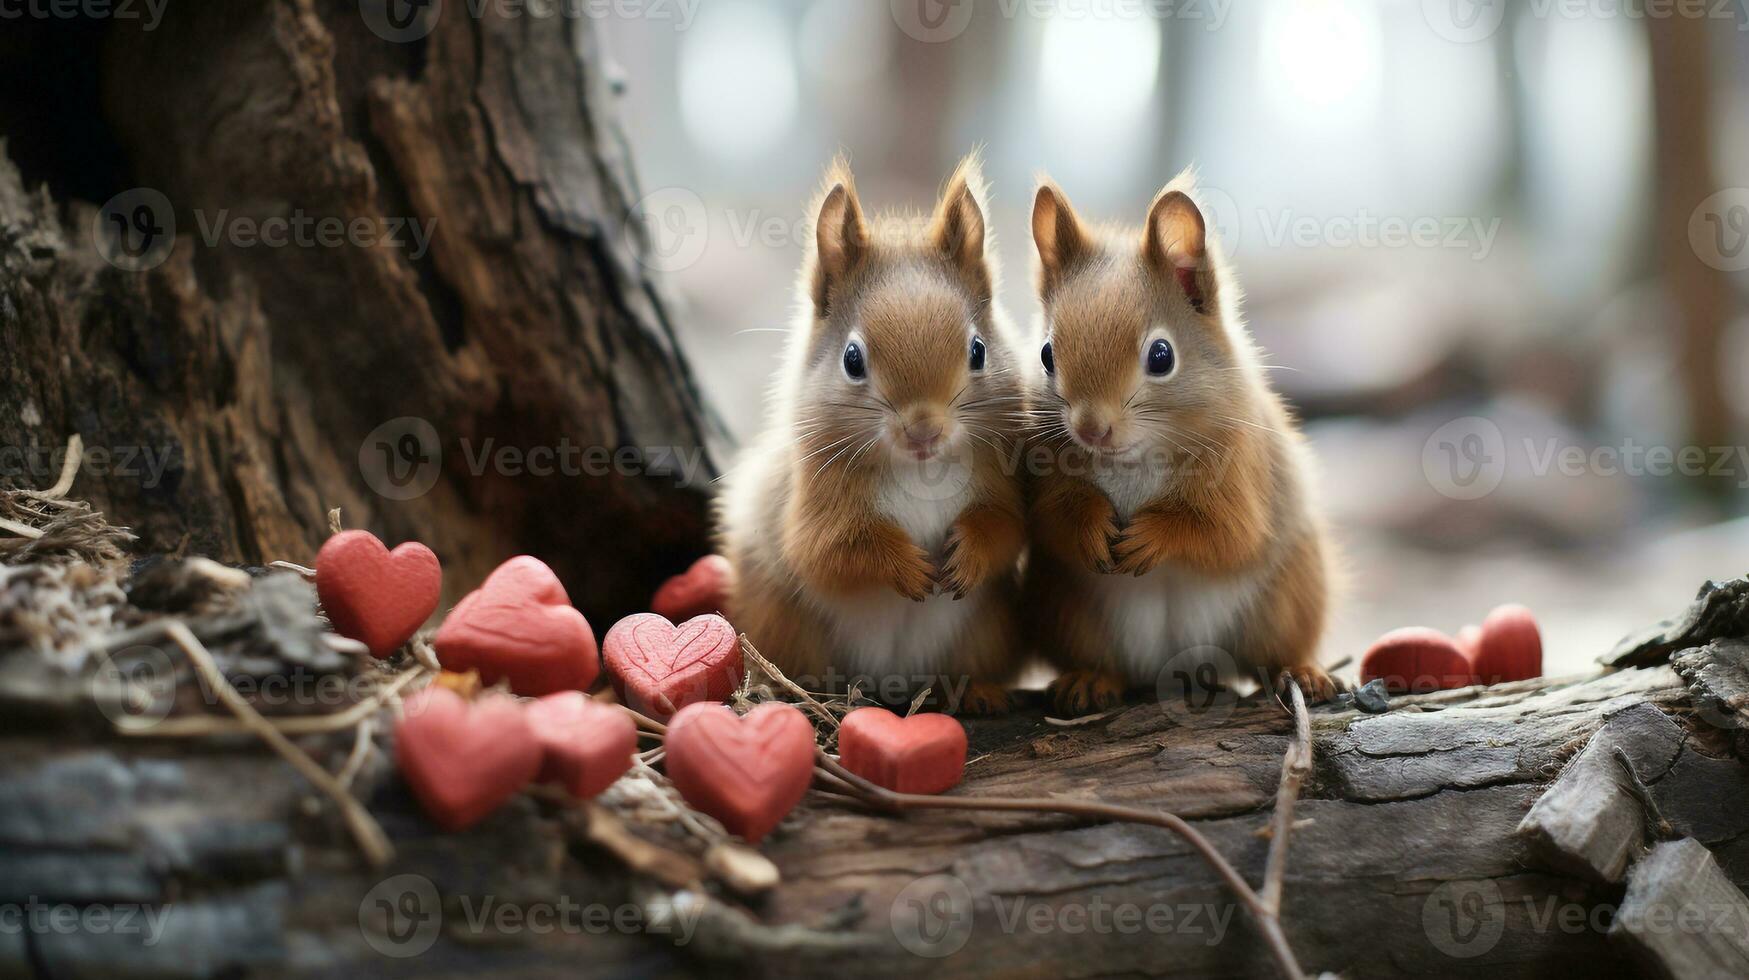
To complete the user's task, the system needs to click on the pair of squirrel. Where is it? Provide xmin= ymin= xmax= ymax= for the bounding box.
xmin=719 ymin=153 xmax=1336 ymax=717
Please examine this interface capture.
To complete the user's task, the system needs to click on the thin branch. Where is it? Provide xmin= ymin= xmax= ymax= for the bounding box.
xmin=1262 ymin=680 xmax=1312 ymax=915
xmin=154 ymin=620 xmax=393 ymax=867
xmin=812 ymin=750 xmax=1307 ymax=980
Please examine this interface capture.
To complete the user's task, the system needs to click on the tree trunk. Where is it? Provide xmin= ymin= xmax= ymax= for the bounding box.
xmin=0 ymin=0 xmax=721 ymax=625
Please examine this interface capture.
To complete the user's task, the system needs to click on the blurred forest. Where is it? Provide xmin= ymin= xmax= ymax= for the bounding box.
xmin=605 ymin=0 xmax=1749 ymax=675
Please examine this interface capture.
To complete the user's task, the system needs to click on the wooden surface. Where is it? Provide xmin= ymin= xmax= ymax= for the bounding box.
xmin=0 ymin=0 xmax=721 ymax=626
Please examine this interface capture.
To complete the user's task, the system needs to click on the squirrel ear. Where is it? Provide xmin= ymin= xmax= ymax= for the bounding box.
xmin=929 ymin=155 xmax=991 ymax=299
xmin=1032 ymin=182 xmax=1087 ymax=299
xmin=1143 ymin=189 xmax=1212 ymax=314
xmin=812 ymin=179 xmax=867 ymax=317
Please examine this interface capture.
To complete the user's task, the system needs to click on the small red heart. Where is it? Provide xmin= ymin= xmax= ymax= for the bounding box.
xmin=838 ymin=707 xmax=967 ymax=795
xmin=663 ymin=702 xmax=816 ymax=843
xmin=525 ymin=692 xmax=637 ymax=800
xmin=1360 ymin=627 xmax=1475 ymax=694
xmin=651 ymin=555 xmax=734 ymax=624
xmin=433 ymin=556 xmax=598 ymax=697
xmin=1474 ymin=604 xmax=1542 ymax=685
xmin=395 ymin=687 xmax=541 ymax=832
xmin=315 ymin=530 xmax=442 ymax=659
xmin=602 ymin=613 xmax=740 ymax=721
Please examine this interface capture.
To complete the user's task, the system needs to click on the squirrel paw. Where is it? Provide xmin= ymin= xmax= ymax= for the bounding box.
xmin=1076 ymin=506 xmax=1122 ymax=575
xmin=889 ymin=548 xmax=936 ymax=603
xmin=1277 ymin=665 xmax=1339 ymax=704
xmin=955 ymin=681 xmax=1013 ymax=716
xmin=1112 ymin=519 xmax=1169 ymax=577
xmin=1048 ymin=669 xmax=1128 ymax=716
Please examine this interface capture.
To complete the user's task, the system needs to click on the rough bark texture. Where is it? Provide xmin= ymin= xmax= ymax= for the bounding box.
xmin=6 ymin=565 xmax=1749 ymax=979
xmin=0 ymin=1 xmax=720 ymax=627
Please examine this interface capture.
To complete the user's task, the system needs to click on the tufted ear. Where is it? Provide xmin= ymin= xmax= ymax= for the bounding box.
xmin=1031 ymin=181 xmax=1088 ymax=300
xmin=811 ymin=163 xmax=867 ymax=317
xmin=1142 ymin=189 xmax=1213 ymax=314
xmin=928 ymin=154 xmax=991 ymax=300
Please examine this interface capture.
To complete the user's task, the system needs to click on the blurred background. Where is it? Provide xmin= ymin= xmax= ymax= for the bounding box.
xmin=603 ymin=0 xmax=1749 ymax=677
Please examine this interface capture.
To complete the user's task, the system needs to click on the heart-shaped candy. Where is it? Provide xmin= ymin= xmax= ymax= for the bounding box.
xmin=651 ymin=555 xmax=734 ymax=624
xmin=838 ymin=707 xmax=967 ymax=795
xmin=1360 ymin=627 xmax=1475 ymax=694
xmin=525 ymin=691 xmax=637 ymax=800
xmin=663 ymin=702 xmax=815 ymax=843
xmin=1474 ymin=604 xmax=1542 ymax=685
xmin=395 ymin=687 xmax=542 ymax=832
xmin=315 ymin=530 xmax=442 ymax=659
xmin=433 ymin=556 xmax=598 ymax=696
xmin=602 ymin=613 xmax=740 ymax=720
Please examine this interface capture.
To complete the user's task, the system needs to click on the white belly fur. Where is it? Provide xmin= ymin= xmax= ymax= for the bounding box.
xmin=811 ymin=456 xmax=980 ymax=684
xmin=1089 ymin=453 xmax=1263 ymax=682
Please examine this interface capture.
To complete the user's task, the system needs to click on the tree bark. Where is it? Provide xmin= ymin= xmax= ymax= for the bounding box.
xmin=0 ymin=0 xmax=721 ymax=625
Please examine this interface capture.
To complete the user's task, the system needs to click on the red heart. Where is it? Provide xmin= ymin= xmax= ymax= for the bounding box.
xmin=602 ymin=613 xmax=740 ymax=721
xmin=315 ymin=530 xmax=442 ymax=659
xmin=1474 ymin=604 xmax=1542 ymax=685
xmin=651 ymin=555 xmax=734 ymax=624
xmin=525 ymin=692 xmax=637 ymax=800
xmin=433 ymin=556 xmax=598 ymax=696
xmin=663 ymin=702 xmax=816 ymax=843
xmin=838 ymin=707 xmax=966 ymax=795
xmin=1360 ymin=627 xmax=1475 ymax=694
xmin=395 ymin=687 xmax=541 ymax=832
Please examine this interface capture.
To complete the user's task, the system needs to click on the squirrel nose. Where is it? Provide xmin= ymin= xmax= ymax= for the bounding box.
xmin=1074 ymin=420 xmax=1115 ymax=448
xmin=903 ymin=419 xmax=944 ymax=452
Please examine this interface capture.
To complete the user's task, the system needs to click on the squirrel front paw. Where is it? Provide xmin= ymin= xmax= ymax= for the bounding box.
xmin=1066 ymin=495 xmax=1121 ymax=574
xmin=936 ymin=507 xmax=1023 ymax=599
xmin=1113 ymin=511 xmax=1173 ymax=576
xmin=887 ymin=543 xmax=937 ymax=602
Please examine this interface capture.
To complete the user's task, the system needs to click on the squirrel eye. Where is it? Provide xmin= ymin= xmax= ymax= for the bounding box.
xmin=1147 ymin=339 xmax=1175 ymax=377
xmin=842 ymin=341 xmax=867 ymax=381
xmin=969 ymin=336 xmax=987 ymax=372
xmin=1041 ymin=341 xmax=1055 ymax=376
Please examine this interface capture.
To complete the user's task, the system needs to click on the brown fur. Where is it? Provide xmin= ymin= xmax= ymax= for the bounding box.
xmin=719 ymin=154 xmax=1028 ymax=715
xmin=1023 ymin=173 xmax=1336 ymax=715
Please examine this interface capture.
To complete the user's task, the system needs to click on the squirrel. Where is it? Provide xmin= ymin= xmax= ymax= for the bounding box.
xmin=1021 ymin=170 xmax=1337 ymax=715
xmin=718 ymin=154 xmax=1028 ymax=715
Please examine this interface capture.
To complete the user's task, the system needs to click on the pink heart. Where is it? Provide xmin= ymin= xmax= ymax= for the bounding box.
xmin=525 ymin=692 xmax=637 ymax=800
xmin=395 ymin=687 xmax=541 ymax=831
xmin=602 ymin=613 xmax=740 ymax=721
xmin=1360 ymin=627 xmax=1475 ymax=693
xmin=433 ymin=556 xmax=598 ymax=696
xmin=1474 ymin=604 xmax=1542 ymax=685
xmin=651 ymin=554 xmax=734 ymax=623
xmin=838 ymin=707 xmax=967 ymax=795
xmin=315 ymin=530 xmax=441 ymax=659
xmin=663 ymin=702 xmax=816 ymax=843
